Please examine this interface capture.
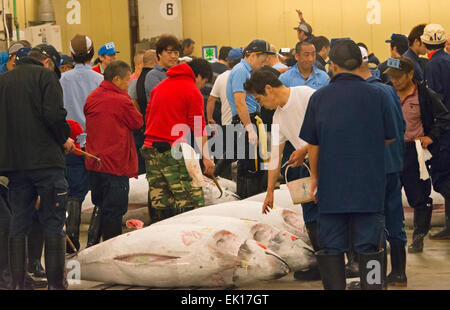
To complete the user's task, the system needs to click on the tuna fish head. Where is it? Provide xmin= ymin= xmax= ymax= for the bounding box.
xmin=233 ymin=240 xmax=290 ymax=286
xmin=281 ymin=209 xmax=309 ymax=243
xmin=268 ymin=231 xmax=317 ymax=271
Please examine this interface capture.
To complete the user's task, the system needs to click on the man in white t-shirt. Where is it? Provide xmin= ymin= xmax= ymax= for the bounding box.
xmin=243 ymin=69 xmax=320 ymax=281
xmin=206 ymin=48 xmax=243 ymax=177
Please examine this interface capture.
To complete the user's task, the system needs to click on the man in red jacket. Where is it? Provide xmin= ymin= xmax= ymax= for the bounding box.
xmin=141 ymin=59 xmax=215 ymax=223
xmin=84 ymin=61 xmax=143 ymax=243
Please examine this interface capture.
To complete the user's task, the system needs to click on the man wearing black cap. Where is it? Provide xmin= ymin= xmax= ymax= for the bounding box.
xmin=385 ymin=56 xmax=450 ymax=251
xmin=299 ymin=39 xmax=397 ymax=290
xmin=0 ymin=43 xmax=74 ymax=290
xmin=378 ymin=34 xmax=409 ymax=83
xmin=226 ymin=39 xmax=275 ymax=198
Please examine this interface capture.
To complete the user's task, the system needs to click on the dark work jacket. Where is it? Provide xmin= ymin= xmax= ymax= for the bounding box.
xmin=0 ymin=57 xmax=70 ymax=172
xmin=416 ymin=81 xmax=450 ymax=156
xmin=134 ymin=67 xmax=153 ymax=147
xmin=315 ymin=55 xmax=327 ymax=72
xmin=136 ymin=67 xmax=153 ymax=120
xmin=417 ymin=80 xmax=450 ymax=191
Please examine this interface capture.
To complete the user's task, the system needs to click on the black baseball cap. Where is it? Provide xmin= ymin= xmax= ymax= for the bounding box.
xmin=245 ymin=40 xmax=276 ymax=55
xmin=385 ymin=34 xmax=409 ymax=54
xmin=60 ymin=54 xmax=75 ymax=66
xmin=329 ymin=39 xmax=362 ymax=70
xmin=32 ymin=44 xmax=62 ymax=79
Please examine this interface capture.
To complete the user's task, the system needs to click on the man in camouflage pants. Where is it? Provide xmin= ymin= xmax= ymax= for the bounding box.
xmin=141 ymin=145 xmax=206 ymax=223
xmin=141 ymin=59 xmax=214 ymax=224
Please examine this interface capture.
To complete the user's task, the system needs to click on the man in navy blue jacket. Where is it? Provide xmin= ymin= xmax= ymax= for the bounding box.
xmin=358 ymin=47 xmax=408 ymax=288
xmin=422 ymin=24 xmax=450 ymax=240
xmin=300 ymin=40 xmax=397 ymax=290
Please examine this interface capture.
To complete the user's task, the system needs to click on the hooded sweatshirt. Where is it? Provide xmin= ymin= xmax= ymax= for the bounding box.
xmin=144 ymin=63 xmax=206 ymax=148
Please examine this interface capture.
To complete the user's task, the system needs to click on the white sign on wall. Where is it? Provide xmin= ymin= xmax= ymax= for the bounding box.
xmin=66 ymin=0 xmax=81 ymax=25
xmin=367 ymin=0 xmax=381 ymax=25
xmin=160 ymin=0 xmax=179 ymax=21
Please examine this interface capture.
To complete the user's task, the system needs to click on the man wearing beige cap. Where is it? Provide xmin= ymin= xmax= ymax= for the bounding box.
xmin=60 ymin=34 xmax=103 ymax=253
xmin=422 ymin=24 xmax=450 ymax=111
xmin=421 ymin=24 xmax=450 ymax=240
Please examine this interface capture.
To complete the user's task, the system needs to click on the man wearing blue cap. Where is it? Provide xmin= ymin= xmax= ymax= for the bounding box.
xmin=92 ymin=41 xmax=119 ymax=75
xmin=0 ymin=41 xmax=31 ymax=75
xmin=226 ymin=39 xmax=275 ymax=198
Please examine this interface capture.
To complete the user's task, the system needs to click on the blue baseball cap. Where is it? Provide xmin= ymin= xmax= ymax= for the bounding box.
xmin=98 ymin=42 xmax=120 ymax=56
xmin=14 ymin=47 xmax=31 ymax=64
xmin=227 ymin=48 xmax=243 ymax=61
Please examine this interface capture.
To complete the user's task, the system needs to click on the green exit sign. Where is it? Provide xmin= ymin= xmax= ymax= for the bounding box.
xmin=202 ymin=46 xmax=217 ymax=62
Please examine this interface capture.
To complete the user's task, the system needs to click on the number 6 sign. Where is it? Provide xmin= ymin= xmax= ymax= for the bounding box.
xmin=160 ymin=0 xmax=179 ymax=20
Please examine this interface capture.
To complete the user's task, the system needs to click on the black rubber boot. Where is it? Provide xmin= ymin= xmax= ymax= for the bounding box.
xmin=430 ymin=199 xmax=450 ymax=240
xmin=294 ymin=221 xmax=321 ymax=281
xmin=150 ymin=207 xmax=178 ymax=224
xmin=345 ymin=218 xmax=360 ymax=278
xmin=101 ymin=216 xmax=123 ymax=242
xmin=316 ymin=250 xmax=346 ymax=290
xmin=408 ymin=206 xmax=432 ymax=253
xmin=359 ymin=249 xmax=385 ymax=290
xmin=86 ymin=205 xmax=102 ymax=248
xmin=0 ymin=231 xmax=11 ymax=290
xmin=24 ymin=273 xmax=48 ymax=290
xmin=387 ymin=244 xmax=407 ymax=287
xmin=66 ymin=197 xmax=82 ymax=253
xmin=214 ymin=159 xmax=233 ymax=179
xmin=9 ymin=236 xmax=27 ymax=290
xmin=27 ymin=221 xmax=46 ymax=278
xmin=44 ymin=233 xmax=67 ymax=290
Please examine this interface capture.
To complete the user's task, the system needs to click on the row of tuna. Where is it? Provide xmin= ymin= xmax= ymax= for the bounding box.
xmin=75 ymin=171 xmax=445 ymax=288
xmin=75 ymin=200 xmax=316 ymax=288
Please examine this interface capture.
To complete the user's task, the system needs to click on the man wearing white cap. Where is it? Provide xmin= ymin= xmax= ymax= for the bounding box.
xmin=422 ymin=24 xmax=450 ymax=240
xmin=422 ymin=24 xmax=450 ymax=110
xmin=60 ymin=34 xmax=104 ymax=253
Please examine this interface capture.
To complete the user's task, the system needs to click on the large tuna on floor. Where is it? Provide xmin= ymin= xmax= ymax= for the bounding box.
xmin=170 ymin=200 xmax=309 ymax=244
xmin=76 ymin=223 xmax=289 ymax=288
xmin=155 ymin=215 xmax=316 ymax=272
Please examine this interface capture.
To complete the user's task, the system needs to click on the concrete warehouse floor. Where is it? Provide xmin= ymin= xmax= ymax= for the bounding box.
xmin=53 ymin=225 xmax=450 ymax=290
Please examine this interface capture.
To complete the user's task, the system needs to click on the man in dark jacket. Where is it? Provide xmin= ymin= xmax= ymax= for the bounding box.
xmin=385 ymin=56 xmax=450 ymax=253
xmin=421 ymin=24 xmax=450 ymax=239
xmin=0 ymin=44 xmax=75 ymax=290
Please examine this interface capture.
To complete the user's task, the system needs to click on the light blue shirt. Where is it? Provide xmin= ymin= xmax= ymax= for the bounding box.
xmin=279 ymin=65 xmax=330 ymax=90
xmin=226 ymin=59 xmax=260 ymax=117
xmin=145 ymin=64 xmax=168 ymax=103
xmin=60 ymin=64 xmax=104 ymax=130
